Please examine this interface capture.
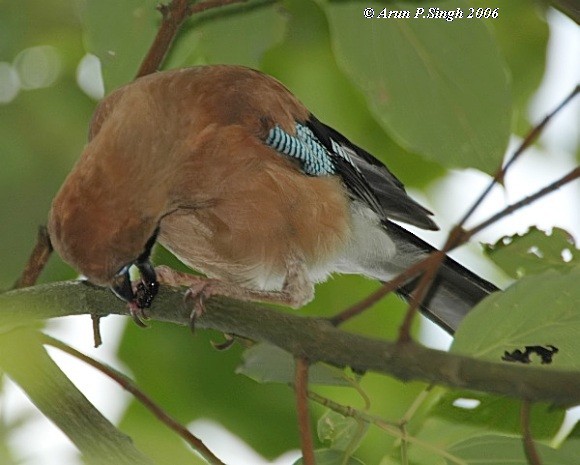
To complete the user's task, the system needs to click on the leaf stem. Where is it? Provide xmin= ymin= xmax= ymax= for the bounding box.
xmin=295 ymin=357 xmax=316 ymax=465
xmin=39 ymin=333 xmax=227 ymax=465
xmin=521 ymin=401 xmax=542 ymax=465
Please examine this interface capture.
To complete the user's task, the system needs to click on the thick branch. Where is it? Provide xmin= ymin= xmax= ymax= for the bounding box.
xmin=2 ymin=281 xmax=580 ymax=406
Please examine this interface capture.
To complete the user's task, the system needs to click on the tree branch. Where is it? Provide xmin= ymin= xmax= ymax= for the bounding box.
xmin=0 ymin=328 xmax=155 ymax=465
xmin=2 ymin=281 xmax=580 ymax=407
xmin=136 ymin=0 xmax=247 ymax=78
xmin=136 ymin=0 xmax=192 ymax=77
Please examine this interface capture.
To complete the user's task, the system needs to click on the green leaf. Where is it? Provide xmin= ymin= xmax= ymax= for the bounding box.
xmin=484 ymin=227 xmax=579 ymax=278
xmin=448 ymin=434 xmax=580 ymax=464
xmin=452 ymin=267 xmax=580 ymax=370
xmin=166 ymin=2 xmax=288 ymax=69
xmin=468 ymin=0 xmax=548 ymax=132
xmin=82 ymin=0 xmax=159 ymax=91
xmin=323 ymin=0 xmax=511 ymax=173
xmin=318 ymin=410 xmax=369 ymax=452
xmin=293 ymin=449 xmax=366 ymax=465
xmin=433 ymin=391 xmax=564 ymax=439
xmin=404 ymin=418 xmax=578 ymax=465
xmin=236 ymin=343 xmax=351 ymax=386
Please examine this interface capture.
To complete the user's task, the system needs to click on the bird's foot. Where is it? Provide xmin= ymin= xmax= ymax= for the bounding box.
xmin=154 ymin=265 xmax=221 ymax=330
xmin=183 ymin=278 xmax=221 ymax=332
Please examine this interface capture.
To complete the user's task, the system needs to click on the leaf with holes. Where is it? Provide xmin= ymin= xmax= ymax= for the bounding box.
xmin=452 ymin=267 xmax=580 ymax=369
xmin=484 ymin=227 xmax=578 ymax=278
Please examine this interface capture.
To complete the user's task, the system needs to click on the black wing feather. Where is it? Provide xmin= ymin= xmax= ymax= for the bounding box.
xmin=305 ymin=115 xmax=438 ymax=231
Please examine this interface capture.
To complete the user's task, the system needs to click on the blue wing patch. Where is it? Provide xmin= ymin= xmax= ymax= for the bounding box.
xmin=266 ymin=123 xmax=342 ymax=176
xmin=265 ymin=119 xmax=384 ymax=221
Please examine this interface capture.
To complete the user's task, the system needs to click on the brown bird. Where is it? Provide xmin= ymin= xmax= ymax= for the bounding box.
xmin=48 ymin=65 xmax=497 ymax=332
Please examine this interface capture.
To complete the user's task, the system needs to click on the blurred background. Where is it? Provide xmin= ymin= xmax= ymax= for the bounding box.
xmin=0 ymin=0 xmax=579 ymax=464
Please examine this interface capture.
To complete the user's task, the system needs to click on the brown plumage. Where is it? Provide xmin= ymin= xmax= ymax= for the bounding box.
xmin=49 ymin=65 xmax=497 ymax=332
xmin=50 ymin=66 xmax=350 ymax=310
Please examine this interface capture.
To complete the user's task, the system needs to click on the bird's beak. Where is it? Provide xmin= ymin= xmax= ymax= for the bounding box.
xmin=110 ymin=260 xmax=159 ymax=308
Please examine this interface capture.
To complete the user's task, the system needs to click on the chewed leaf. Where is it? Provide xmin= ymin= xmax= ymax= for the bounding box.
xmin=236 ymin=343 xmax=351 ymax=386
xmin=452 ymin=267 xmax=580 ymax=370
xmin=484 ymin=227 xmax=578 ymax=278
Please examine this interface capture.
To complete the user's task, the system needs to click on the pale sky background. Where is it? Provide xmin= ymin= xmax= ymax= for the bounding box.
xmin=1 ymin=8 xmax=579 ymax=465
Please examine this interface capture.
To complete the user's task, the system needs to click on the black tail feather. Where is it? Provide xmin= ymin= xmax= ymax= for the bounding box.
xmin=386 ymin=222 xmax=499 ymax=334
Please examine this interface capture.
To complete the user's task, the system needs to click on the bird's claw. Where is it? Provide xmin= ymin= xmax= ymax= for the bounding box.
xmin=183 ymin=279 xmax=218 ymax=332
xmin=128 ymin=301 xmax=149 ymax=328
xmin=127 ymin=280 xmax=158 ymax=327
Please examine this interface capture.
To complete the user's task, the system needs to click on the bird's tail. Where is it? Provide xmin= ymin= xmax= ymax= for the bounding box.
xmin=387 ymin=222 xmax=498 ymax=334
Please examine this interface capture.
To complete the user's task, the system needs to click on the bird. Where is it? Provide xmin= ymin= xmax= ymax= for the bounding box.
xmin=48 ymin=65 xmax=498 ymax=333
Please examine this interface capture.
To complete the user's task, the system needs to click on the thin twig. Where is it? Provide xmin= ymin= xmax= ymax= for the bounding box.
xmin=329 ymin=253 xmax=441 ymax=326
xmin=13 ymin=226 xmax=53 ymax=289
xmin=307 ymin=391 xmax=465 ymax=465
xmin=39 ymin=333 xmax=227 ymax=465
xmin=91 ymin=314 xmax=103 ymax=348
xmin=397 ymin=252 xmax=444 ymax=343
xmin=398 ymin=385 xmax=434 ymax=428
xmin=136 ymin=0 xmax=247 ymax=78
xmin=398 ymin=385 xmax=434 ymax=465
xmin=136 ymin=0 xmax=192 ymax=77
xmin=456 ymin=84 xmax=579 ymax=229
xmin=466 ymin=167 xmax=580 ymax=239
xmin=521 ymin=401 xmax=542 ymax=465
xmin=295 ymin=357 xmax=316 ymax=465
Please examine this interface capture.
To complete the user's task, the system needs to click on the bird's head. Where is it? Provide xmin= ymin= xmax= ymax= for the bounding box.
xmin=48 ymin=182 xmax=162 ymax=309
xmin=47 ymin=77 xmax=180 ymax=309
